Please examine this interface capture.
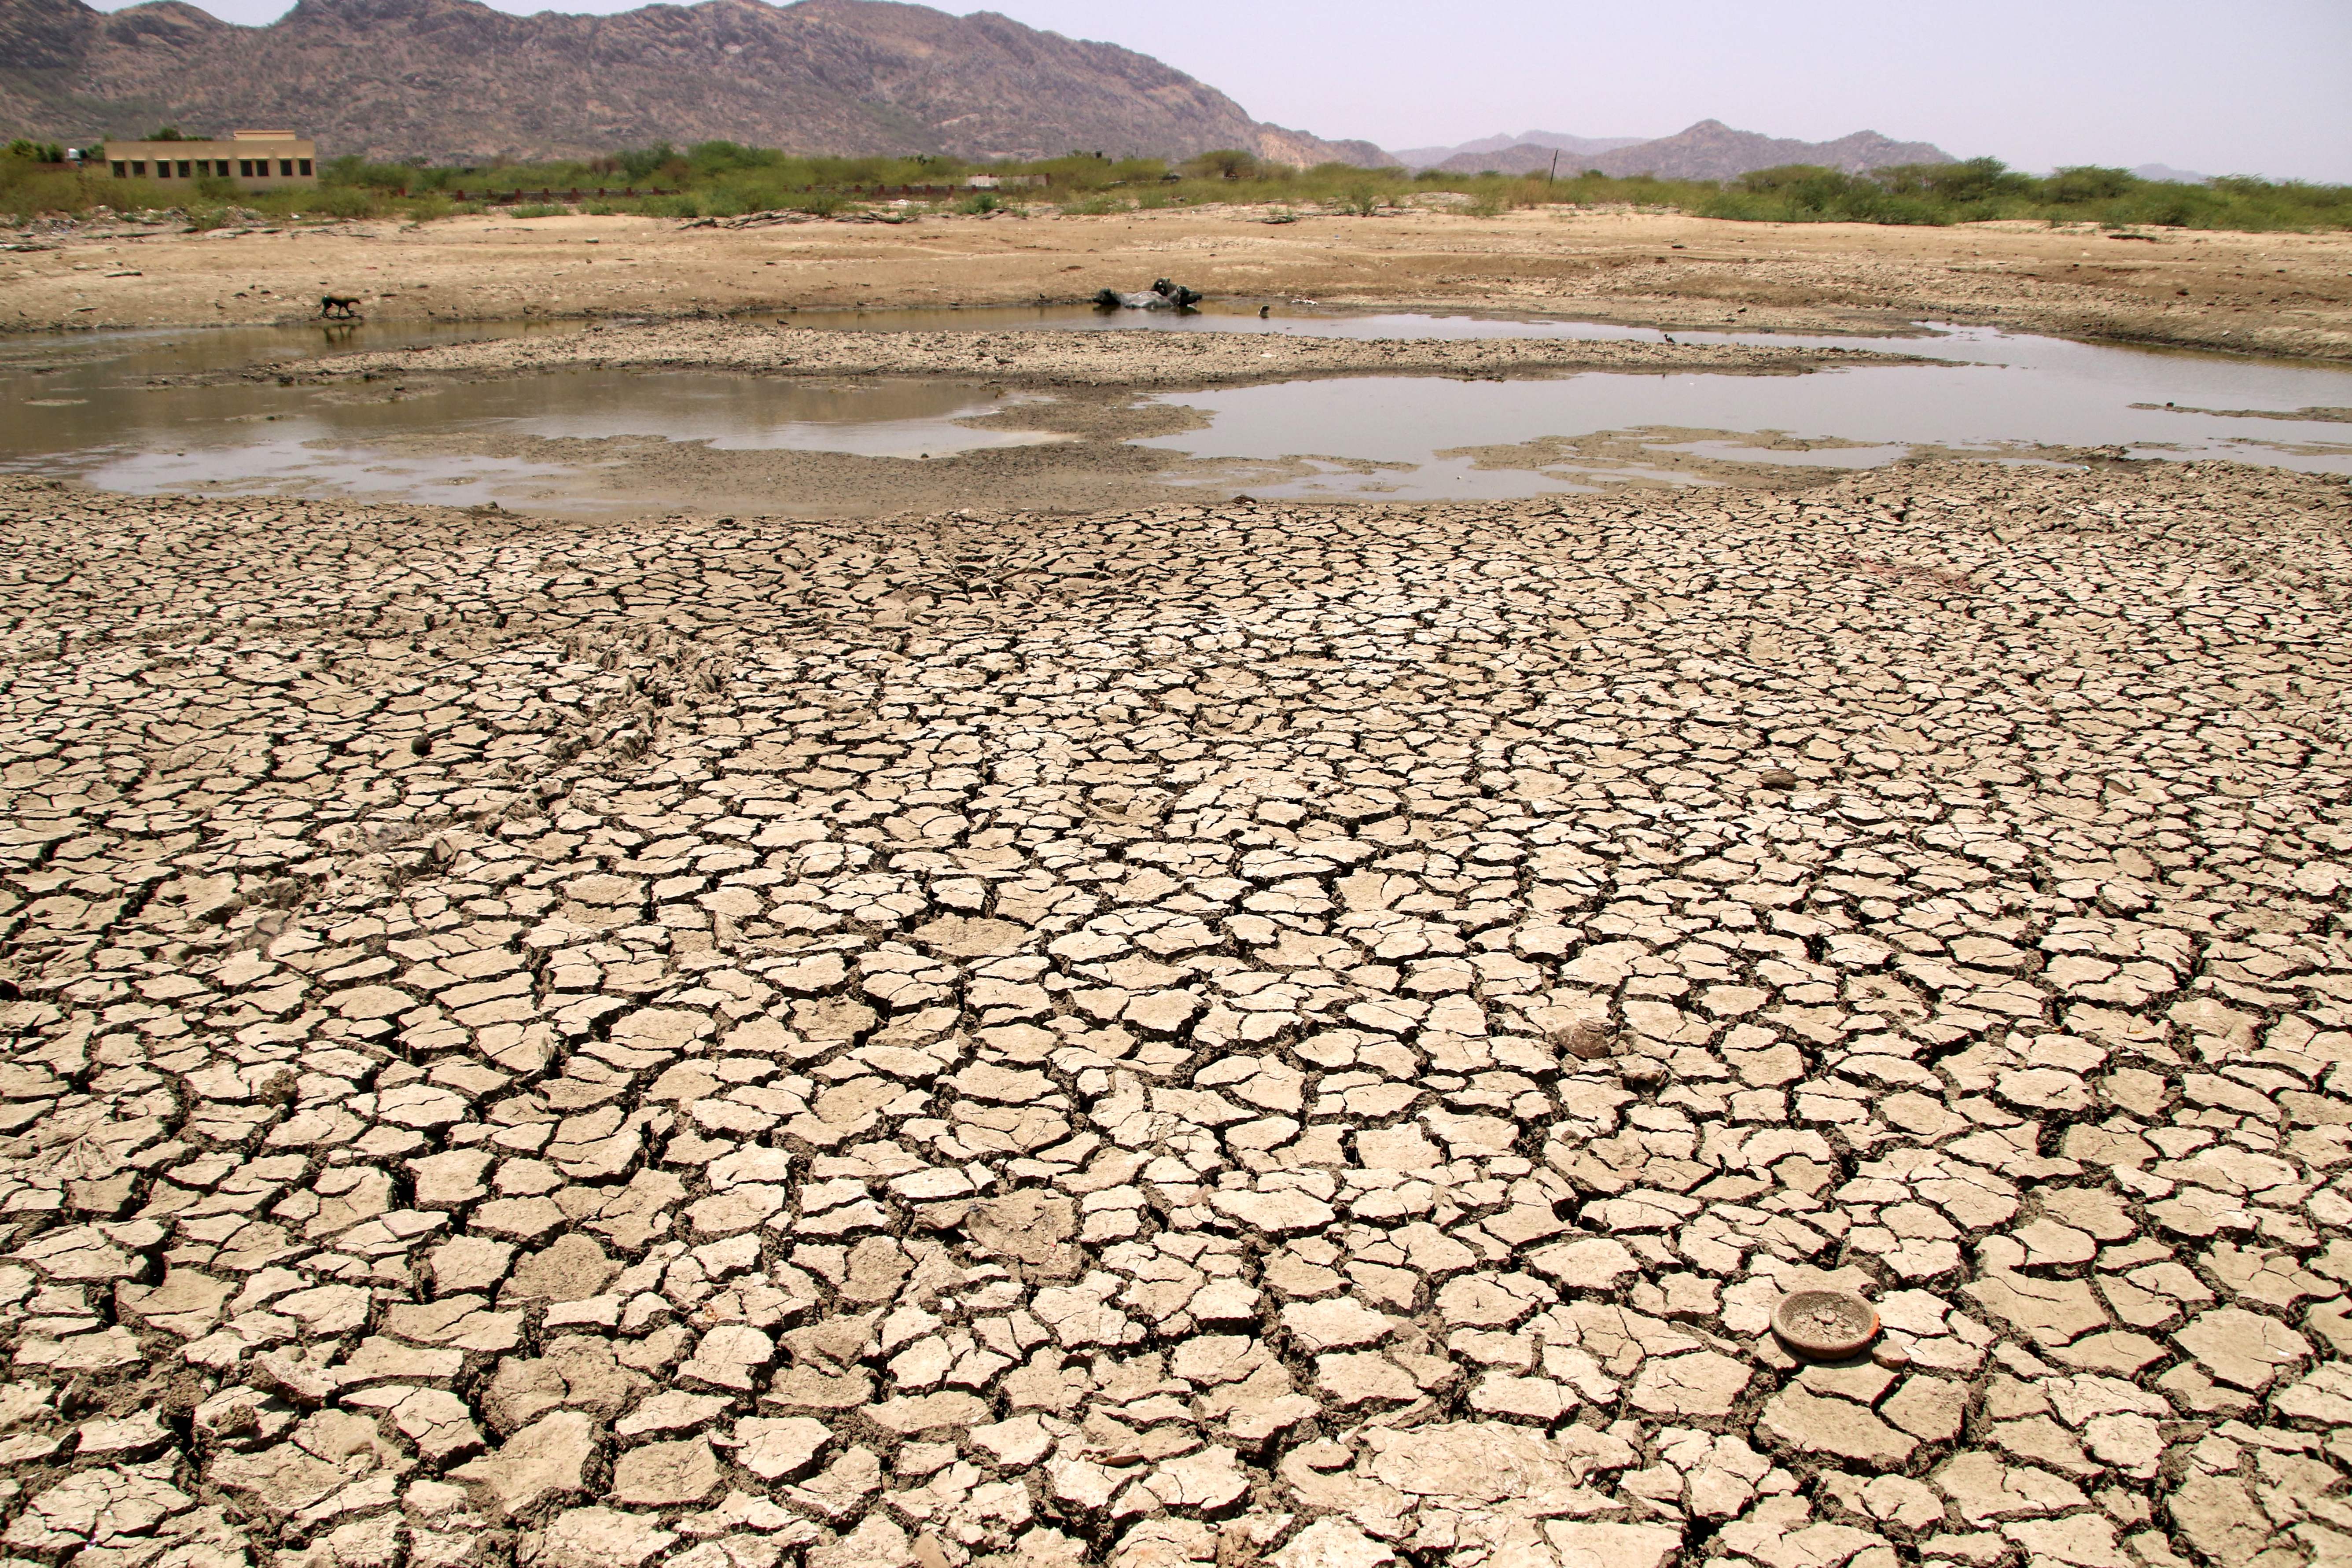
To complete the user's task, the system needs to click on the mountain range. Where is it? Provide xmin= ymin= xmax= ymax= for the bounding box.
xmin=1410 ymin=121 xmax=1953 ymax=179
xmin=1 ymin=0 xmax=1963 ymax=181
xmin=0 ymin=0 xmax=1391 ymax=165
xmin=1387 ymin=129 xmax=1648 ymax=170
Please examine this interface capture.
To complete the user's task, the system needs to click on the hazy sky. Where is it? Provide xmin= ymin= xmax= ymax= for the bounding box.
xmin=93 ymin=0 xmax=2352 ymax=181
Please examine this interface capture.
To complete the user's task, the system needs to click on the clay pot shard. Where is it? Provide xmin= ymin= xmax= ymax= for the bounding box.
xmin=1772 ymin=1288 xmax=1880 ymax=1360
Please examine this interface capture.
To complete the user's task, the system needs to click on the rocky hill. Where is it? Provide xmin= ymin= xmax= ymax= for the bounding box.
xmin=1391 ymin=129 xmax=1645 ymax=171
xmin=1584 ymin=120 xmax=1951 ymax=180
xmin=0 ymin=0 xmax=1391 ymax=166
xmin=1387 ymin=121 xmax=1951 ymax=180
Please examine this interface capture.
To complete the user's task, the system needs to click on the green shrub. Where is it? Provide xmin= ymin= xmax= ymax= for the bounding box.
xmin=301 ymin=185 xmax=380 ymax=218
xmin=41 ymin=133 xmax=2327 ymax=235
xmin=1182 ymin=149 xmax=1259 ymax=180
xmin=2046 ymin=166 xmax=2135 ymax=203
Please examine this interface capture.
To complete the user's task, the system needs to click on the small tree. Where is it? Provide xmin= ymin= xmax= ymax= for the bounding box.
xmin=2045 ymin=166 xmax=2136 ymax=203
xmin=148 ymin=126 xmax=185 ymax=141
xmin=1182 ymin=149 xmax=1259 ymax=180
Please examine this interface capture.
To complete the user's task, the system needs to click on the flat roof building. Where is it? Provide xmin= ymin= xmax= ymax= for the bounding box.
xmin=99 ymin=130 xmax=317 ymax=190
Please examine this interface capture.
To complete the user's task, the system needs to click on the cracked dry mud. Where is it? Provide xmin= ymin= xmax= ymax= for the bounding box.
xmin=0 ymin=459 xmax=2350 ymax=1568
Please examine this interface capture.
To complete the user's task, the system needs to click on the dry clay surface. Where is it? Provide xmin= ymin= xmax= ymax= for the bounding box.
xmin=1 ymin=463 xmax=2351 ymax=1568
xmin=5 ymin=207 xmax=2349 ymax=361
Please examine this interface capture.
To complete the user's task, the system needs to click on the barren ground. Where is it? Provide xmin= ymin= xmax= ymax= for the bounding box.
xmin=5 ymin=206 xmax=2350 ymax=360
xmin=1 ymin=456 xmax=2351 ymax=1568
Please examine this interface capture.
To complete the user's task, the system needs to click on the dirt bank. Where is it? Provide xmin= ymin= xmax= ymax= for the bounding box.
xmin=6 ymin=205 xmax=2347 ymax=359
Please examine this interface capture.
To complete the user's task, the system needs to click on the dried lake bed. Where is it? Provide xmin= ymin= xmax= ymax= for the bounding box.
xmin=0 ymin=309 xmax=2350 ymax=1568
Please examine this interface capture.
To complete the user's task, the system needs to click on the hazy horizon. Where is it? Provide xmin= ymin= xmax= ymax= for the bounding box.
xmin=73 ymin=0 xmax=2352 ymax=183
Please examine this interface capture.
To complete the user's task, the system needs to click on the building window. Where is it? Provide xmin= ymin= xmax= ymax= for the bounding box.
xmin=279 ymin=159 xmax=293 ymax=176
xmin=131 ymin=160 xmax=147 ymax=177
xmin=239 ymin=159 xmax=254 ymax=177
xmin=298 ymin=158 xmax=313 ymax=176
xmin=177 ymin=160 xmax=191 ymax=178
xmin=155 ymin=162 xmax=171 ymax=179
xmin=111 ymin=161 xmax=127 ymax=178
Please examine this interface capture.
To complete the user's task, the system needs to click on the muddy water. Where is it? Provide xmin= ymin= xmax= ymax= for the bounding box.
xmin=1138 ymin=325 xmax=2352 ymax=500
xmin=1 ymin=322 xmax=1058 ymax=510
xmin=4 ymin=313 xmax=2348 ymax=513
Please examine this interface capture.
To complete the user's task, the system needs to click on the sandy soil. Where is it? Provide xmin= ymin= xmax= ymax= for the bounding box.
xmin=6 ymin=205 xmax=2348 ymax=359
xmin=2 ymin=459 xmax=2350 ymax=1568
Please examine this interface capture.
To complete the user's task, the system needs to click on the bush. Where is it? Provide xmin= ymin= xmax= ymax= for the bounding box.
xmin=1182 ymin=149 xmax=1259 ymax=180
xmin=323 ymin=155 xmax=427 ymax=192
xmin=301 ymin=185 xmax=379 ymax=218
xmin=57 ymin=133 xmax=2327 ymax=236
xmin=2046 ymin=166 xmax=2135 ymax=203
xmin=618 ymin=143 xmax=679 ymax=183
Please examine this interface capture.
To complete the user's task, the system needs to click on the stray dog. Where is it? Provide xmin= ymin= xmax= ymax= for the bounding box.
xmin=320 ymin=295 xmax=363 ymax=319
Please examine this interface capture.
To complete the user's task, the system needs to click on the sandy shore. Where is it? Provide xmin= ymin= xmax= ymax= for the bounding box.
xmin=2 ymin=459 xmax=2350 ymax=1567
xmin=6 ymin=205 xmax=2348 ymax=359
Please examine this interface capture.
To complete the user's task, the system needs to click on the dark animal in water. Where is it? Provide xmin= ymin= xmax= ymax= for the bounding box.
xmin=1258 ymin=304 xmax=1270 ymax=318
xmin=1093 ymin=277 xmax=1204 ymax=311
xmin=320 ymin=295 xmax=363 ymax=319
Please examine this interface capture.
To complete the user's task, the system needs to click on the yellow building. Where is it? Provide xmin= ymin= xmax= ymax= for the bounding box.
xmin=99 ymin=130 xmax=317 ymax=190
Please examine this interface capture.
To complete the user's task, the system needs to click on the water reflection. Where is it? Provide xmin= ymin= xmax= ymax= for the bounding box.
xmin=1139 ymin=328 xmax=2352 ymax=500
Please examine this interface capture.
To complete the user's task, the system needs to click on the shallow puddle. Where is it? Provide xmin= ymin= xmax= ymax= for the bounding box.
xmin=4 ymin=313 xmax=2348 ymax=512
xmin=1137 ymin=325 xmax=2352 ymax=499
xmin=2 ymin=327 xmax=1055 ymax=510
